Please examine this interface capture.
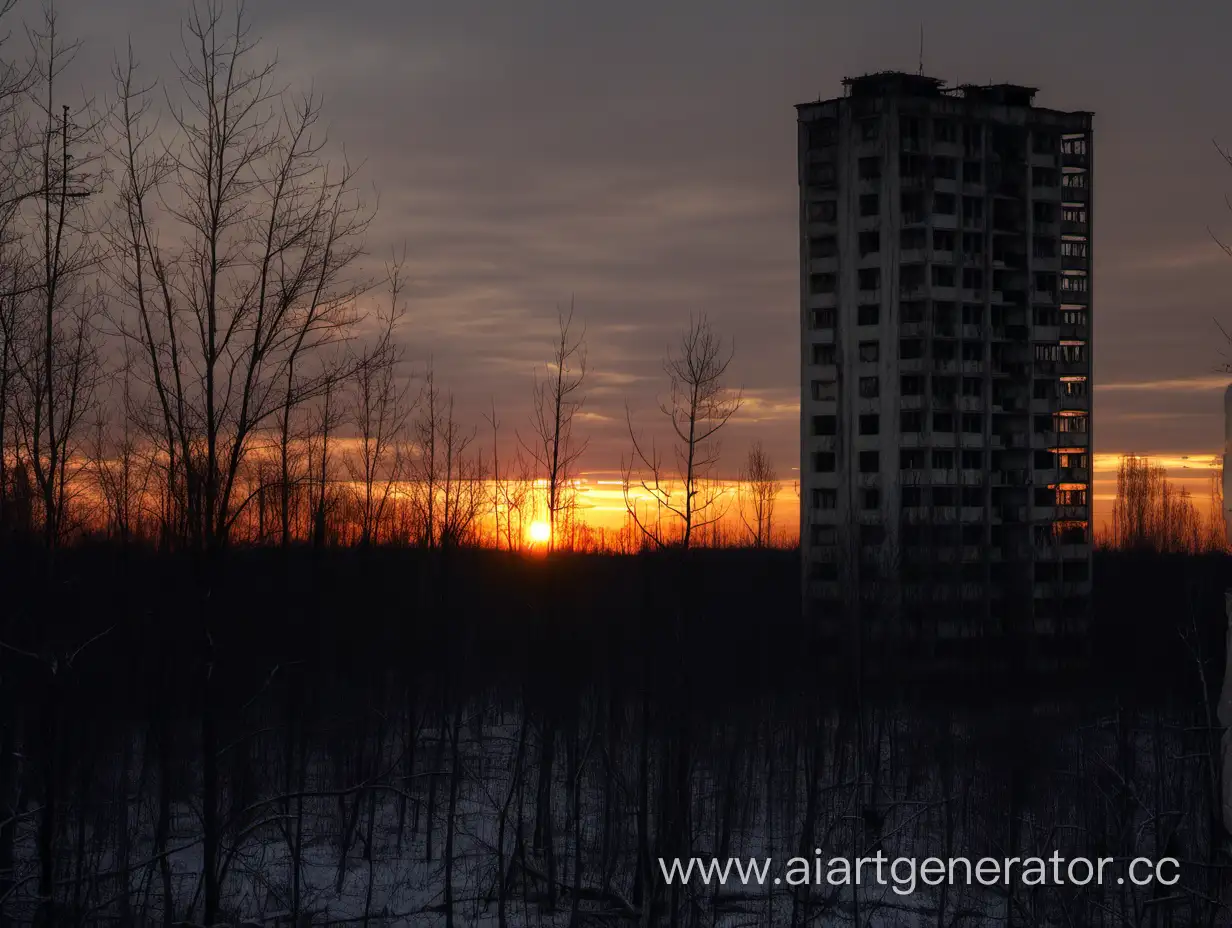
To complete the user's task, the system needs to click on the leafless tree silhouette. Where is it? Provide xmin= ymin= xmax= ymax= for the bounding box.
xmin=738 ymin=440 xmax=777 ymax=547
xmin=623 ymin=313 xmax=742 ymax=548
xmin=520 ymin=302 xmax=587 ymax=551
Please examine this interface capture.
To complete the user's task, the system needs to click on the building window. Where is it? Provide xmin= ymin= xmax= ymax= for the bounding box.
xmin=1033 ymin=131 xmax=1055 ymax=154
xmin=901 ymin=227 xmax=926 ymax=250
xmin=961 ymin=233 xmax=984 ymax=259
xmin=1062 ymin=171 xmax=1087 ymax=189
xmin=932 ymin=376 xmax=956 ymax=400
xmin=1060 ymin=275 xmax=1088 ymax=293
xmin=1034 ymin=272 xmax=1056 ymax=294
xmin=1058 ymin=451 xmax=1088 ymax=468
xmin=810 ymin=272 xmax=837 ymax=294
xmin=901 ymin=300 xmax=925 ymax=323
xmin=1061 ymin=241 xmax=1088 ymax=258
xmin=934 ymin=192 xmax=956 ymax=214
xmin=812 ymin=308 xmax=836 ymax=329
xmin=860 ymin=118 xmax=880 ymax=141
xmin=1031 ymin=167 xmax=1058 ymax=187
xmin=1062 ymin=206 xmax=1087 ymax=224
xmin=960 ymin=304 xmax=981 ymax=326
xmin=1033 ymin=202 xmax=1057 ymax=224
xmin=858 ymin=268 xmax=881 ymax=291
xmin=858 ymin=375 xmax=879 ymax=398
xmin=812 ymin=343 xmax=836 ymax=365
xmin=901 ymin=263 xmax=926 ymax=293
xmin=859 ymin=413 xmax=880 ymax=435
xmin=934 ymin=340 xmax=956 ymax=362
xmin=934 ymin=229 xmax=956 ymax=251
xmin=934 ymin=119 xmax=956 ymax=143
xmin=932 ymin=265 xmax=956 ymax=287
xmin=901 ymin=374 xmax=923 ymax=395
xmin=1034 ymin=306 xmax=1058 ymax=326
xmin=1033 ymin=236 xmax=1056 ymax=258
xmin=860 ymin=193 xmax=880 ymax=216
xmin=962 ymin=413 xmax=981 ymax=434
xmin=859 ymin=450 xmax=879 ymax=473
xmin=1034 ymin=414 xmax=1053 ymax=433
xmin=808 ymin=236 xmax=837 ymax=258
xmin=934 ymin=155 xmax=957 ymax=179
xmin=962 ymin=267 xmax=984 ymax=290
xmin=961 ymin=449 xmax=982 ymax=468
xmin=962 ymin=376 xmax=981 ymax=397
xmin=808 ymin=200 xmax=837 ymax=222
xmin=933 ymin=412 xmax=954 ymax=432
xmin=900 ymin=449 xmax=925 ymax=470
xmin=858 ymin=304 xmax=879 ymax=326
xmin=932 ymin=487 xmax=956 ymax=506
xmin=807 ymin=161 xmax=835 ymax=187
xmin=858 ymin=156 xmax=881 ymax=180
xmin=902 ymin=486 xmax=923 ymax=506
xmin=858 ymin=230 xmax=880 ymax=255
xmin=931 ymin=449 xmax=954 ymax=469
xmin=812 ymin=451 xmax=836 ymax=472
xmin=963 ymin=160 xmax=982 ymax=184
xmin=899 ymin=338 xmax=923 ymax=360
xmin=858 ymin=340 xmax=880 ymax=362
xmin=961 ymin=487 xmax=983 ymax=507
xmin=812 ymin=414 xmax=837 ymax=436
xmin=962 ymin=196 xmax=984 ymax=222
xmin=812 ymin=488 xmax=838 ymax=509
xmin=901 ymin=192 xmax=926 ymax=222
xmin=811 ymin=524 xmax=837 ymax=545
xmin=860 ymin=524 xmax=886 ymax=546
xmin=901 ymin=409 xmax=923 ymax=431
xmin=862 ymin=488 xmax=881 ymax=510
xmin=811 ymin=379 xmax=837 ymax=400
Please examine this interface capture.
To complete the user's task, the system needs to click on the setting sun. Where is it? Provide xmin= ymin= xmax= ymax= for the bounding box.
xmin=528 ymin=521 xmax=552 ymax=544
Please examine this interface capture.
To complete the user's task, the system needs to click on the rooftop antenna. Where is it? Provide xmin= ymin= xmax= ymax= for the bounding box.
xmin=918 ymin=24 xmax=924 ymax=75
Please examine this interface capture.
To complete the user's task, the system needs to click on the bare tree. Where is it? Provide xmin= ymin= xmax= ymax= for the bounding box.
xmin=520 ymin=302 xmax=587 ymax=551
xmin=109 ymin=2 xmax=372 ymax=554
xmin=10 ymin=7 xmax=105 ymax=550
xmin=349 ymin=257 xmax=411 ymax=546
xmin=623 ymin=314 xmax=742 ymax=549
xmin=738 ymin=440 xmax=777 ymax=548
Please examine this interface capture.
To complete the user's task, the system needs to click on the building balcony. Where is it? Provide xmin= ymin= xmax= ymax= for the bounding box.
xmin=1061 ymin=185 xmax=1089 ymax=204
xmin=1061 ymin=254 xmax=1088 ymax=272
xmin=1061 ymin=220 xmax=1088 ymax=236
xmin=1062 ymin=150 xmax=1089 ymax=169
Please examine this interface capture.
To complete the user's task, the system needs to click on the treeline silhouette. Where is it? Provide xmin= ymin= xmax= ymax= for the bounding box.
xmin=0 ymin=541 xmax=1229 ymax=925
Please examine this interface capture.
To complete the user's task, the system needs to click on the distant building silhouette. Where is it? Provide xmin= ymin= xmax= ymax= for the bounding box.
xmin=797 ymin=72 xmax=1093 ymax=638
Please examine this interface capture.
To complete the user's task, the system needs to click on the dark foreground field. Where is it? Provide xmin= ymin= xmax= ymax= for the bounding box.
xmin=0 ymin=545 xmax=1229 ymax=926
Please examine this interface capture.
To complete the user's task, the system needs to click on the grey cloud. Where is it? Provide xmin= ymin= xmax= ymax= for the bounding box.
xmin=38 ymin=0 xmax=1232 ymax=476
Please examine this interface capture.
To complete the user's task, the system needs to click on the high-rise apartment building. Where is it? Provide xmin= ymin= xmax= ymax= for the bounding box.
xmin=797 ymin=73 xmax=1092 ymax=638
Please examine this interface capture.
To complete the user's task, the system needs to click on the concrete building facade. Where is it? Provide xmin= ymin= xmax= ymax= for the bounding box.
xmin=797 ymin=73 xmax=1093 ymax=638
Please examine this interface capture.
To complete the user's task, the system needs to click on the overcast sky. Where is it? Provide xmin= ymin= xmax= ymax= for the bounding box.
xmin=51 ymin=0 xmax=1232 ymax=483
